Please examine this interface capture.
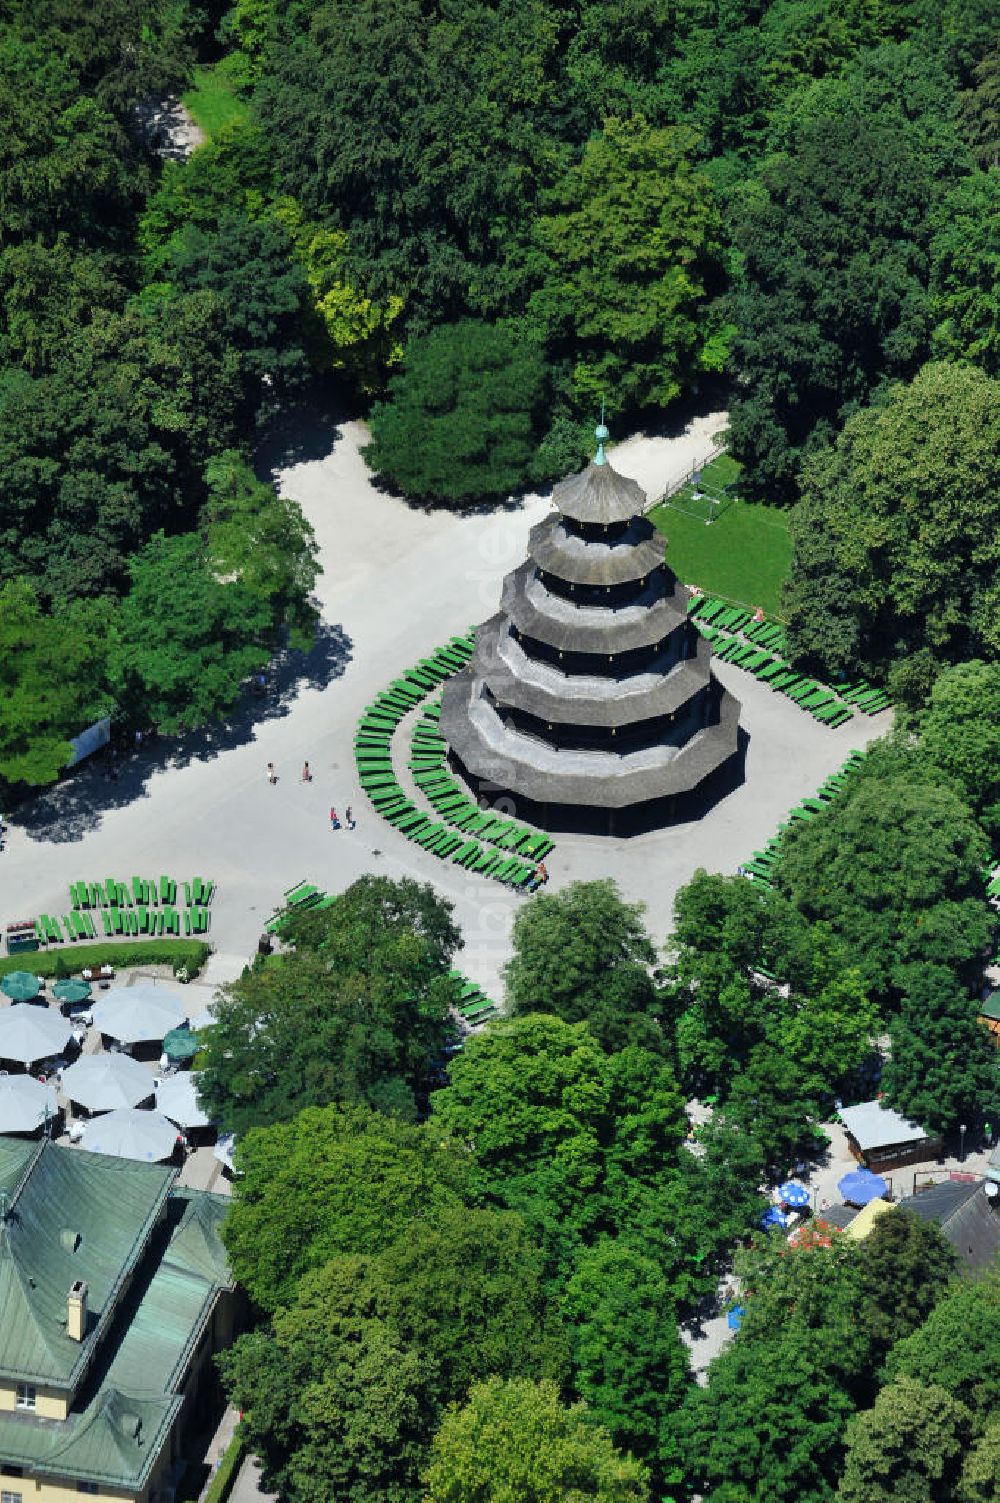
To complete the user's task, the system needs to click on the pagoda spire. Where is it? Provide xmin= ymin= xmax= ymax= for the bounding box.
xmin=594 ymin=402 xmax=609 ymax=465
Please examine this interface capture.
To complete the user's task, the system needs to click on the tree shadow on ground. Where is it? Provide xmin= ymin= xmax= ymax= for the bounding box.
xmin=16 ymin=621 xmax=353 ymax=845
xmin=637 ymin=380 xmax=731 ymax=442
xmin=364 ymin=467 xmax=540 ymax=519
xmin=253 ymin=379 xmax=353 ymax=480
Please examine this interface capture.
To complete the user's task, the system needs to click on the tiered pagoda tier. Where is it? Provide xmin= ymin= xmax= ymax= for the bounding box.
xmin=439 ymin=438 xmax=742 ymax=831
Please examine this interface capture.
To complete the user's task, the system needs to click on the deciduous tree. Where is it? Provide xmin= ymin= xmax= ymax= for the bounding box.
xmin=837 ymin=1375 xmax=972 ymax=1503
xmin=423 ymin=1377 xmax=649 ymax=1503
xmin=503 ymin=879 xmax=662 ymax=1053
xmin=364 ymin=320 xmax=548 ymax=503
xmin=529 ymin=116 xmax=727 ymax=415
xmin=776 ymin=756 xmax=993 ymax=1005
xmin=222 ymin=1105 xmax=473 ymax=1311
xmin=782 ymin=363 xmax=1000 ymax=684
xmin=110 ymin=532 xmax=270 ymax=734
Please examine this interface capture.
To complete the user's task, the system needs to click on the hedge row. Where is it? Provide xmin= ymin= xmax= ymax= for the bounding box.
xmin=203 ymin=1426 xmax=245 ymax=1503
xmin=0 ymin=940 xmax=210 ymax=979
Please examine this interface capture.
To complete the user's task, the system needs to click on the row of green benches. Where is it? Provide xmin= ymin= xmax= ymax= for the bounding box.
xmin=404 ymin=704 xmax=554 ymax=859
xmin=355 ymin=632 xmax=553 ymax=889
xmin=449 ymin=970 xmax=499 ymax=1027
xmin=35 ymin=905 xmax=210 ymax=945
xmin=739 ymin=750 xmax=867 ymax=887
xmin=688 ymin=596 xmax=789 ymax=656
xmin=265 ymin=881 xmax=338 ymax=934
xmin=688 ymin=595 xmax=892 ymax=719
xmin=71 ymin=877 xmax=214 ymax=909
xmin=697 ymin=623 xmax=858 ymax=726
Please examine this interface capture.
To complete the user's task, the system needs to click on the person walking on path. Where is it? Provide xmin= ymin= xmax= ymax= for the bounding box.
xmin=330 ymin=806 xmax=340 ymax=830
xmin=267 ymin=762 xmax=277 ymax=785
xmin=301 ymin=762 xmax=312 ymax=782
xmin=345 ymin=805 xmax=355 ymax=829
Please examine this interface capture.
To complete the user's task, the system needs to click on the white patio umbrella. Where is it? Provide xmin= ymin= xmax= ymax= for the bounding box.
xmin=85 ymin=1107 xmax=180 ymax=1162
xmin=213 ymin=1132 xmax=237 ymax=1174
xmin=187 ymin=1004 xmax=217 ymax=1031
xmin=91 ymin=984 xmax=186 ymax=1045
xmin=61 ymin=1053 xmax=154 ymax=1113
xmin=0 ymin=1004 xmax=72 ymax=1065
xmin=155 ymin=1072 xmax=211 ymax=1129
xmin=0 ymin=1075 xmax=58 ymax=1134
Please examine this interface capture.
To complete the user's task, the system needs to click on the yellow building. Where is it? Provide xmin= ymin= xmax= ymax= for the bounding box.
xmin=0 ymin=1138 xmax=235 ymax=1503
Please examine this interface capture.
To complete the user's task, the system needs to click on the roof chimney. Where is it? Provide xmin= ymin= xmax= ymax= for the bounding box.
xmin=67 ymin=1280 xmax=88 ymax=1342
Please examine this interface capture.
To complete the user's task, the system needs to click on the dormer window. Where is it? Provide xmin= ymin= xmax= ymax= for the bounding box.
xmin=15 ymin=1383 xmax=35 ymax=1411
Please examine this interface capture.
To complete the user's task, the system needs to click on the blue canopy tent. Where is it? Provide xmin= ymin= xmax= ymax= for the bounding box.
xmin=778 ymin=1181 xmax=811 ymax=1208
xmin=838 ymin=1168 xmax=889 ymax=1207
xmin=726 ymin=1306 xmax=745 ymax=1331
xmin=761 ymin=1206 xmax=789 ymax=1230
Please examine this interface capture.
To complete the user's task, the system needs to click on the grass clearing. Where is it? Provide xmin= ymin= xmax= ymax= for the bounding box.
xmin=648 ymin=455 xmax=793 ymax=618
xmin=182 ymin=62 xmax=250 ymax=140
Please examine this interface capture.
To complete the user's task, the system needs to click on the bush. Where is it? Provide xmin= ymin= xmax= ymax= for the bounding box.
xmin=0 ymin=940 xmax=210 ymax=980
xmin=363 ymin=320 xmax=548 ymax=503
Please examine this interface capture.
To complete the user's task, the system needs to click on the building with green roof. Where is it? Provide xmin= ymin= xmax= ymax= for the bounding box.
xmin=0 ymin=1140 xmax=235 ymax=1503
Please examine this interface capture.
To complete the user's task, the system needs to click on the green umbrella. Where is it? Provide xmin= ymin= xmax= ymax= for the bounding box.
xmin=162 ymin=1026 xmax=200 ymax=1062
xmin=52 ymin=979 xmax=92 ymax=1005
xmin=0 ymin=971 xmax=40 ymax=1002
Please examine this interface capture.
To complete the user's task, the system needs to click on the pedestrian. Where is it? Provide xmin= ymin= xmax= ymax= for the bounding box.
xmin=985 ymin=1120 xmax=993 ymax=1147
xmin=266 ymin=762 xmax=276 ymax=785
xmin=330 ymin=806 xmax=340 ymax=830
xmin=301 ymin=761 xmax=312 ymax=782
xmin=345 ymin=805 xmax=355 ymax=829
xmin=753 ymin=605 xmax=765 ymax=624
xmin=537 ymin=860 xmax=549 ymax=885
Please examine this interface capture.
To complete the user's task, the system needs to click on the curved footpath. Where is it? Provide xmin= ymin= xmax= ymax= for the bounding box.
xmin=0 ymin=412 xmax=889 ymax=996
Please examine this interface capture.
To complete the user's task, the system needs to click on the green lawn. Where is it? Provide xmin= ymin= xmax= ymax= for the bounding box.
xmin=182 ymin=62 xmax=250 ymax=140
xmin=648 ymin=455 xmax=793 ymax=618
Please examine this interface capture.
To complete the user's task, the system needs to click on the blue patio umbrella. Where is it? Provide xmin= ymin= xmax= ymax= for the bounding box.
xmin=838 ymin=1168 xmax=888 ymax=1206
xmin=761 ymin=1206 xmax=789 ymax=1230
xmin=778 ymin=1180 xmax=811 ymax=1208
xmin=727 ymin=1306 xmax=745 ymax=1331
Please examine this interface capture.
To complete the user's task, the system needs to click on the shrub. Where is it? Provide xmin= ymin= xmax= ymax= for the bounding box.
xmin=0 ymin=940 xmax=210 ymax=979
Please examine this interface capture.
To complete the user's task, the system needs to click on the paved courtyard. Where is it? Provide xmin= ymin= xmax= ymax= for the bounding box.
xmin=0 ymin=405 xmax=890 ymax=998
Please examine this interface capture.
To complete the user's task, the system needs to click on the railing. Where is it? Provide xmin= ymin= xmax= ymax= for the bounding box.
xmin=646 ymin=441 xmax=729 ymax=512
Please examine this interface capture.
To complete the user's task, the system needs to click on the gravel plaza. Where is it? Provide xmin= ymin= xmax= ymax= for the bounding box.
xmin=0 ymin=408 xmax=890 ymax=1000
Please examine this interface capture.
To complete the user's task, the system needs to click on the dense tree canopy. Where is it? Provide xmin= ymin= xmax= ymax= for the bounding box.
xmin=0 ymin=582 xmax=111 ymax=789
xmin=677 ymin=1237 xmax=873 ymax=1503
xmin=503 ymin=880 xmax=662 ymax=1053
xmin=782 ymin=362 xmax=1000 ymax=690
xmin=528 ymin=118 xmax=727 ymax=415
xmin=110 ymin=531 xmax=271 ymax=734
xmin=915 ymin=661 xmax=1000 ymax=839
xmin=423 ymin=1377 xmax=649 ymax=1503
xmin=222 ymin=1105 xmax=473 ymax=1311
xmin=668 ymin=870 xmax=876 ymax=1101
xmin=562 ymin=1240 xmax=691 ymax=1477
xmin=198 ymin=877 xmax=460 ymax=1132
xmin=727 ymin=48 xmax=967 ymax=499
xmin=433 ymin=1013 xmax=686 ymax=1277
xmin=363 ymin=321 xmax=549 ymax=503
xmin=886 ymin=1275 xmax=1000 ymax=1416
xmin=221 ymin=1208 xmax=568 ymax=1503
xmin=837 ymin=1376 xmax=973 ymax=1503
xmin=775 ymin=754 xmax=993 ymax=1006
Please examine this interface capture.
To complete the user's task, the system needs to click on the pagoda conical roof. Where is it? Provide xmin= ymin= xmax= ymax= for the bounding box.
xmin=551 ymin=461 xmax=647 ymax=525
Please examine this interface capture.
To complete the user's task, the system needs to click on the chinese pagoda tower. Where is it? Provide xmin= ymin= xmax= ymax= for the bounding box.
xmin=440 ymin=423 xmax=742 ymax=833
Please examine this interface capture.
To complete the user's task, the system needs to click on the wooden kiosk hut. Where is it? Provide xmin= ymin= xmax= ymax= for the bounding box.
xmin=440 ymin=425 xmax=742 ymax=834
